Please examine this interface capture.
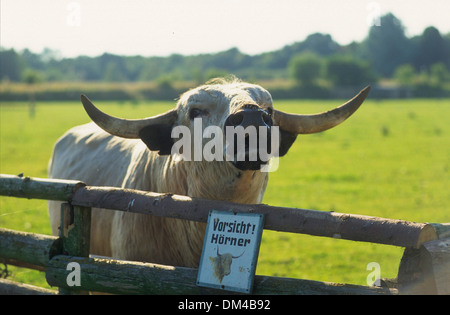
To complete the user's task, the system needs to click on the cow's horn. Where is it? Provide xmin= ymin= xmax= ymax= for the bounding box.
xmin=232 ymin=250 xmax=245 ymax=259
xmin=81 ymin=94 xmax=177 ymax=139
xmin=273 ymin=86 xmax=370 ymax=134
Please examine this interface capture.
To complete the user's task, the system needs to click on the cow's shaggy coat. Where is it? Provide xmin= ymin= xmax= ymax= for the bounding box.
xmin=48 ymin=78 xmax=369 ymax=268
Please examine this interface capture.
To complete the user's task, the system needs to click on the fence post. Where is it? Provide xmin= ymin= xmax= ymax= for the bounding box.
xmin=397 ymin=224 xmax=450 ymax=294
xmin=57 ymin=203 xmax=91 ymax=294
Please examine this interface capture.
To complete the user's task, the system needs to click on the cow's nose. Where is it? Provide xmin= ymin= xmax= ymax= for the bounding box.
xmin=225 ymin=105 xmax=272 ymax=129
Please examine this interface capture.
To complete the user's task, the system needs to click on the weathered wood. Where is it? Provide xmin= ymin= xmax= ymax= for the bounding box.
xmin=0 ymin=278 xmax=58 ymax=295
xmin=1 ymin=258 xmax=46 ymax=271
xmin=397 ymin=237 xmax=450 ymax=294
xmin=0 ymin=228 xmax=61 ymax=269
xmin=1 ymin=174 xmax=446 ymax=295
xmin=60 ymin=203 xmax=91 ymax=258
xmin=59 ymin=203 xmax=91 ymax=295
xmin=46 ymin=255 xmax=396 ymax=295
xmin=0 ymin=174 xmax=85 ymax=201
xmin=430 ymin=223 xmax=450 ymax=239
xmin=423 ymin=238 xmax=450 ymax=294
xmin=71 ymin=185 xmax=437 ymax=248
xmin=0 ymin=175 xmax=439 ymax=248
xmin=398 ymin=247 xmax=436 ymax=294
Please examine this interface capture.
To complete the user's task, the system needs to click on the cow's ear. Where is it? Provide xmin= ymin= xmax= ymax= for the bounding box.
xmin=138 ymin=124 xmax=174 ymax=155
xmin=278 ymin=128 xmax=297 ymax=157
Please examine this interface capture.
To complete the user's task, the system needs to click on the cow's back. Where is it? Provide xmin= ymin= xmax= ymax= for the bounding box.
xmin=48 ymin=122 xmax=139 ymax=186
xmin=48 ymin=122 xmax=141 ymax=256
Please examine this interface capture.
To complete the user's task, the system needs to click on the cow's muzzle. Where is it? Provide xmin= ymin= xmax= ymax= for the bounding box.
xmin=225 ymin=105 xmax=273 ymax=171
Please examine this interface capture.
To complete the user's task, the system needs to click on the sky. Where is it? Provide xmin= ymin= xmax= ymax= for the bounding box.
xmin=2 ymin=0 xmax=450 ymax=58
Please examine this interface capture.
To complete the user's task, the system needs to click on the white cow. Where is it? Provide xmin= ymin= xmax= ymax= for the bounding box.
xmin=48 ymin=77 xmax=369 ymax=267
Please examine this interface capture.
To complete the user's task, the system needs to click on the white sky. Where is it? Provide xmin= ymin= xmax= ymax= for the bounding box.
xmin=1 ymin=0 xmax=450 ymax=58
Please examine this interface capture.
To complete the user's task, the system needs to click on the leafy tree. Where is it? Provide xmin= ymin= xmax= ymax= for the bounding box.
xmin=296 ymin=33 xmax=339 ymax=56
xmin=394 ymin=64 xmax=415 ymax=86
xmin=104 ymin=62 xmax=126 ymax=82
xmin=430 ymin=62 xmax=450 ymax=84
xmin=0 ymin=49 xmax=24 ymax=81
xmin=255 ymin=33 xmax=338 ymax=70
xmin=22 ymin=69 xmax=42 ymax=84
xmin=414 ymin=27 xmax=447 ymax=71
xmin=289 ymin=53 xmax=323 ymax=86
xmin=326 ymin=55 xmax=375 ymax=86
xmin=364 ymin=13 xmax=412 ymax=77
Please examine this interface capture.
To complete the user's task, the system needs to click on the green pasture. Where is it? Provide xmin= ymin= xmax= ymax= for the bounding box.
xmin=1 ymin=97 xmax=449 ymax=290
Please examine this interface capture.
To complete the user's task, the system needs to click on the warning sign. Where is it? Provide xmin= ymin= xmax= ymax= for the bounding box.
xmin=196 ymin=210 xmax=265 ymax=293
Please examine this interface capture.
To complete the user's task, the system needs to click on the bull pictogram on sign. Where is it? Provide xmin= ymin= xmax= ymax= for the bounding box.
xmin=197 ymin=210 xmax=264 ymax=293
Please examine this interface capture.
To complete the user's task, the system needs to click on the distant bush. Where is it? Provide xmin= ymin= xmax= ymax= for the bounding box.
xmin=393 ymin=62 xmax=450 ymax=98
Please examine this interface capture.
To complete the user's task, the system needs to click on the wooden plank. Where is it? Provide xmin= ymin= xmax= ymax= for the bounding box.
xmin=71 ymin=185 xmax=437 ymax=248
xmin=0 ymin=228 xmax=61 ymax=269
xmin=0 ymin=174 xmax=85 ymax=201
xmin=45 ymin=255 xmax=396 ymax=295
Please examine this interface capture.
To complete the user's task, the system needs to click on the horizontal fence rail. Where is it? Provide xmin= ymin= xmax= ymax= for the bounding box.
xmin=0 ymin=278 xmax=57 ymax=295
xmin=0 ymin=228 xmax=60 ymax=271
xmin=0 ymin=174 xmax=85 ymax=201
xmin=1 ymin=174 xmax=448 ymax=295
xmin=45 ymin=255 xmax=393 ymax=295
xmin=72 ymin=186 xmax=438 ymax=248
xmin=0 ymin=174 xmax=438 ymax=248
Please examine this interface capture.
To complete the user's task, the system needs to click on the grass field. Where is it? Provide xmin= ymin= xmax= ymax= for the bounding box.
xmin=1 ymin=97 xmax=449 ymax=290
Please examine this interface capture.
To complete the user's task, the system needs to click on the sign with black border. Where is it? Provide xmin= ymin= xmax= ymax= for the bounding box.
xmin=196 ymin=210 xmax=265 ymax=293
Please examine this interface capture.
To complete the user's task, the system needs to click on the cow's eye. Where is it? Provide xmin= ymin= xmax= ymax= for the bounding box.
xmin=189 ymin=108 xmax=204 ymax=120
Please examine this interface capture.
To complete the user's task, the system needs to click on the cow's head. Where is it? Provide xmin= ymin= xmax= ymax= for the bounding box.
xmin=208 ymin=246 xmax=245 ymax=283
xmin=81 ymin=78 xmax=370 ymax=171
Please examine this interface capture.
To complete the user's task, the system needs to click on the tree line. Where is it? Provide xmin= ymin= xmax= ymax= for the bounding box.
xmin=1 ymin=13 xmax=449 ymax=97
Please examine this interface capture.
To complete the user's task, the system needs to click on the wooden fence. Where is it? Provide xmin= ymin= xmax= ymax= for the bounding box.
xmin=0 ymin=174 xmax=448 ymax=295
